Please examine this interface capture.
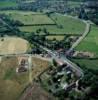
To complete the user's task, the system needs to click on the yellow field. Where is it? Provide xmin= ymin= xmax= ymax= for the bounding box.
xmin=0 ymin=37 xmax=29 ymax=55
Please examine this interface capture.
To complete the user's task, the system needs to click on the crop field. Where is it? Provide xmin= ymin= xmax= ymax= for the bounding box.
xmin=0 ymin=56 xmax=49 ymax=100
xmin=0 ymin=11 xmax=54 ymax=25
xmin=19 ymin=13 xmax=85 ymax=34
xmin=76 ymin=25 xmax=98 ymax=56
xmin=0 ymin=1 xmax=18 ymax=8
xmin=71 ymin=58 xmax=98 ymax=70
xmin=0 ymin=37 xmax=29 ymax=55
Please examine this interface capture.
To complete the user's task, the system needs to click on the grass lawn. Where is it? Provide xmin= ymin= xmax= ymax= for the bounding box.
xmin=76 ymin=25 xmax=98 ymax=56
xmin=71 ymin=58 xmax=98 ymax=70
xmin=0 ymin=37 xmax=29 ymax=55
xmin=19 ymin=13 xmax=85 ymax=34
xmin=0 ymin=1 xmax=18 ymax=8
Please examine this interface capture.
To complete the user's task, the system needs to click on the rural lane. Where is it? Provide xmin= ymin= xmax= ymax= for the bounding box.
xmin=68 ymin=20 xmax=90 ymax=53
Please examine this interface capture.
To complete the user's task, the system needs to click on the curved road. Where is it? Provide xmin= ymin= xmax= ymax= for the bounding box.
xmin=68 ymin=20 xmax=90 ymax=53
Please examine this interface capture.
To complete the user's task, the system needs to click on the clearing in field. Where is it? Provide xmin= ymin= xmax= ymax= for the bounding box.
xmin=76 ymin=25 xmax=98 ymax=56
xmin=19 ymin=13 xmax=85 ymax=34
xmin=0 ymin=37 xmax=29 ymax=55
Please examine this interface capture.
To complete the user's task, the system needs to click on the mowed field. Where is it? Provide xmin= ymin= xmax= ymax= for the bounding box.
xmin=19 ymin=13 xmax=85 ymax=34
xmin=76 ymin=25 xmax=98 ymax=56
xmin=0 ymin=37 xmax=29 ymax=55
xmin=0 ymin=56 xmax=49 ymax=100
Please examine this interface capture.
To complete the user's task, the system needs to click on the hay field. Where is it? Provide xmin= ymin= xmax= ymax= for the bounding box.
xmin=0 ymin=37 xmax=29 ymax=55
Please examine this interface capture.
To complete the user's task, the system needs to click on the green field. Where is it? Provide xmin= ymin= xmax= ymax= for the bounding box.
xmin=76 ymin=25 xmax=98 ymax=56
xmin=0 ymin=11 xmax=85 ymax=34
xmin=0 ymin=1 xmax=18 ymax=8
xmin=19 ymin=13 xmax=85 ymax=34
xmin=71 ymin=58 xmax=98 ymax=70
xmin=0 ymin=11 xmax=54 ymax=25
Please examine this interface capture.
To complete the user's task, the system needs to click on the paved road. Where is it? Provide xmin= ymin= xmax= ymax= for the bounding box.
xmin=57 ymin=13 xmax=90 ymax=54
xmin=68 ymin=20 xmax=90 ymax=53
